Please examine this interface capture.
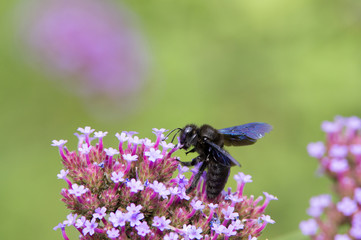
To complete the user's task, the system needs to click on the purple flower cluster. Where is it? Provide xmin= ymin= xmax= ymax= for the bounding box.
xmin=300 ymin=116 xmax=361 ymax=239
xmin=53 ymin=127 xmax=276 ymax=239
xmin=19 ymin=0 xmax=148 ymax=101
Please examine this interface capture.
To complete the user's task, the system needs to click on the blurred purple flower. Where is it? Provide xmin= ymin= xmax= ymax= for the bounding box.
xmin=301 ymin=116 xmax=361 ymax=239
xmin=18 ymin=0 xmax=149 ymax=115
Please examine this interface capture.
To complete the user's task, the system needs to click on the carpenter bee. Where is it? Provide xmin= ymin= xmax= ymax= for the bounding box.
xmin=176 ymin=122 xmax=272 ymax=199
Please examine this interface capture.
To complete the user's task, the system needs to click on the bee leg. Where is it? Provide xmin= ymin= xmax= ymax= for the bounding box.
xmin=178 ymin=155 xmax=201 ymax=166
xmin=185 ymin=148 xmax=196 ymax=155
xmin=186 ymin=161 xmax=208 ymax=194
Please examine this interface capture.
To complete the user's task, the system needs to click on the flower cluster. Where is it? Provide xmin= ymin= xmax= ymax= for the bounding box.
xmin=19 ymin=0 xmax=148 ymax=100
xmin=53 ymin=127 xmax=276 ymax=239
xmin=300 ymin=116 xmax=361 ymax=239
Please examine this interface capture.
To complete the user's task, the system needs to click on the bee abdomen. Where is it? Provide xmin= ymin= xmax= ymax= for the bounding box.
xmin=206 ymin=161 xmax=230 ymax=199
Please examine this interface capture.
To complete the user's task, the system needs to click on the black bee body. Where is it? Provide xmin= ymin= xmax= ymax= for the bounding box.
xmin=178 ymin=122 xmax=272 ymax=200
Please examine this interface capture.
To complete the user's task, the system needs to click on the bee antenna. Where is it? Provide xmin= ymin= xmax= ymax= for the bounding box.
xmin=170 ymin=128 xmax=182 ymax=143
xmin=163 ymin=128 xmax=182 ymax=142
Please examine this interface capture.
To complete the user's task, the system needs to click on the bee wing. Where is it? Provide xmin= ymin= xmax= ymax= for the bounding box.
xmin=219 ymin=122 xmax=272 ymax=146
xmin=204 ymin=138 xmax=241 ymax=167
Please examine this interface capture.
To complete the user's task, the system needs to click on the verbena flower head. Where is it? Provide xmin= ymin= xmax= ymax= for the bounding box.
xmin=53 ymin=127 xmax=276 ymax=239
xmin=18 ymin=0 xmax=149 ymax=109
xmin=300 ymin=116 xmax=361 ymax=239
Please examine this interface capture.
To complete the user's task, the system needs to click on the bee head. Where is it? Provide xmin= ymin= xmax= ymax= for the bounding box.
xmin=179 ymin=124 xmax=198 ymax=150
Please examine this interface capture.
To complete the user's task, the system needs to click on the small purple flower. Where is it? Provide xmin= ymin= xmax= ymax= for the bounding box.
xmin=123 ymin=153 xmax=138 ymax=162
xmin=234 ymin=172 xmax=252 ymax=183
xmin=82 ymin=218 xmax=98 ymax=236
xmin=231 ymin=219 xmax=244 ymax=230
xmin=53 ymin=223 xmax=65 ymax=231
xmin=111 ymin=171 xmax=125 ymax=183
xmin=143 ymin=138 xmax=154 ymax=148
xmin=354 ymin=188 xmax=361 ymax=204
xmin=94 ymin=131 xmax=108 ymax=138
xmin=93 ymin=207 xmax=107 ymax=220
xmin=164 ymin=232 xmax=179 ymax=240
xmin=307 ymin=194 xmax=332 ymax=217
xmin=212 ymin=223 xmax=226 ymax=234
xmin=144 ymin=148 xmax=163 ymax=162
xmin=75 ymin=216 xmax=86 ymax=228
xmin=222 ymin=206 xmax=239 ymax=220
xmin=176 ymin=174 xmax=189 ymax=188
xmin=350 ymin=144 xmax=361 ymax=156
xmin=208 ymin=203 xmax=218 ymax=209
xmin=104 ymin=147 xmax=119 ymax=157
xmin=346 ymin=116 xmax=361 ymax=130
xmin=191 ymin=199 xmax=205 ymax=211
xmin=299 ymin=219 xmax=318 ymax=236
xmin=329 ymin=158 xmax=349 ymax=173
xmin=352 ymin=211 xmax=361 ymax=226
xmin=129 ymin=136 xmax=142 ymax=145
xmin=152 ymin=128 xmax=167 ymax=136
xmin=321 ymin=121 xmax=341 ymax=133
xmin=107 ymin=228 xmax=120 ymax=238
xmin=127 ymin=203 xmax=142 ymax=214
xmin=128 ymin=212 xmax=144 ymax=227
xmin=307 ymin=142 xmax=326 ymax=158
xmin=78 ymin=143 xmax=92 ymax=154
xmin=78 ymin=127 xmax=95 ymax=135
xmin=51 ymin=139 xmax=68 ymax=147
xmin=160 ymin=141 xmax=175 ymax=151
xmin=350 ymin=226 xmax=361 ymax=239
xmin=335 ymin=234 xmax=352 ymax=240
xmin=177 ymin=187 xmax=190 ymax=200
xmin=57 ymin=169 xmax=69 ymax=179
xmin=329 ymin=145 xmax=348 ymax=158
xmin=224 ymin=225 xmax=237 ymax=237
xmin=152 ymin=216 xmax=171 ymax=231
xmin=149 ymin=181 xmax=170 ymax=199
xmin=337 ymin=197 xmax=358 ymax=216
xmin=63 ymin=213 xmax=77 ymax=226
xmin=177 ymin=165 xmax=189 ymax=174
xmin=115 ymin=132 xmax=128 ymax=142
xmin=135 ymin=221 xmax=150 ymax=236
xmin=127 ymin=179 xmax=144 ymax=193
xmin=169 ymin=186 xmax=179 ymax=195
xmin=68 ymin=184 xmax=88 ymax=197
xmin=261 ymin=215 xmax=275 ymax=224
xmin=109 ymin=210 xmax=128 ymax=227
xmin=183 ymin=225 xmax=203 ymax=240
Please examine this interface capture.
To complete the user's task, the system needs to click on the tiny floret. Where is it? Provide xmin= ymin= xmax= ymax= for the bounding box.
xmin=104 ymin=147 xmax=119 ymax=157
xmin=94 ymin=131 xmax=108 ymax=138
xmin=68 ymin=184 xmax=88 ymax=197
xmin=51 ymin=139 xmax=68 ymax=147
xmin=93 ymin=207 xmax=107 ymax=219
xmin=82 ymin=218 xmax=98 ymax=236
xmin=107 ymin=228 xmax=120 ymax=238
xmin=144 ymin=148 xmax=163 ymax=162
xmin=57 ymin=169 xmax=69 ymax=179
xmin=111 ymin=171 xmax=125 ymax=183
xmin=78 ymin=143 xmax=92 ymax=155
xmin=123 ymin=153 xmax=138 ymax=162
xmin=127 ymin=179 xmax=144 ymax=193
xmin=77 ymin=126 xmax=95 ymax=135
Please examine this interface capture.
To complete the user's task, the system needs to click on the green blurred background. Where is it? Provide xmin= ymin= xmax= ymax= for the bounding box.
xmin=1 ymin=0 xmax=361 ymax=239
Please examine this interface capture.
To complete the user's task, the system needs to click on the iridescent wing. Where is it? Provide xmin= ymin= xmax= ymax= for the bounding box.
xmin=204 ymin=139 xmax=241 ymax=167
xmin=219 ymin=122 xmax=272 ymax=146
